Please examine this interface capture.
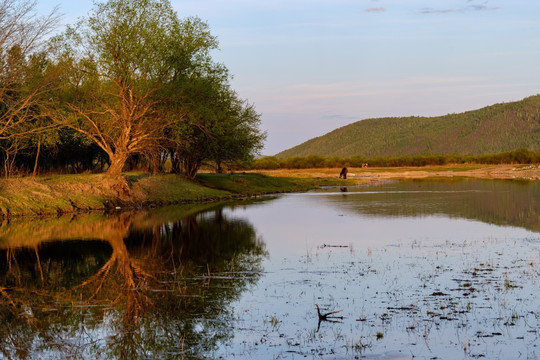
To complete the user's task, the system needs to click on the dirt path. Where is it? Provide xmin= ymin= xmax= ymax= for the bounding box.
xmin=252 ymin=164 xmax=540 ymax=182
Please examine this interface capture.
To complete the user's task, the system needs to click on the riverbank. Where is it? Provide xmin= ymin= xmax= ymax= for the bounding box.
xmin=0 ymin=164 xmax=537 ymax=217
xmin=249 ymin=163 xmax=540 ymax=181
xmin=0 ymin=172 xmax=347 ymax=217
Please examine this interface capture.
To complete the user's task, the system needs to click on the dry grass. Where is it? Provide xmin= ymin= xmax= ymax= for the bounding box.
xmin=248 ymin=164 xmax=540 ymax=182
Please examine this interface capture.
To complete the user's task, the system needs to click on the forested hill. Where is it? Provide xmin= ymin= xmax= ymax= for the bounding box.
xmin=276 ymin=95 xmax=540 ymax=158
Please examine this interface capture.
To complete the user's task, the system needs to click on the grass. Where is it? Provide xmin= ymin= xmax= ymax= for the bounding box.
xmin=0 ymin=172 xmax=342 ymax=218
xmin=131 ymin=173 xmax=232 ymax=202
xmin=196 ymin=172 xmax=350 ymax=194
xmin=2 ymin=164 xmax=536 ymax=218
xmin=248 ymin=164 xmax=540 ymax=182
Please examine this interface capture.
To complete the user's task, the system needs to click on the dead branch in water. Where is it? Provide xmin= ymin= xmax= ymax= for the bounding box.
xmin=315 ymin=304 xmax=343 ymax=320
xmin=315 ymin=304 xmax=344 ymax=332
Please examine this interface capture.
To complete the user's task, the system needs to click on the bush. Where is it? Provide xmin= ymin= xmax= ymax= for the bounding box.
xmin=246 ymin=149 xmax=540 ymax=170
xmin=252 ymin=156 xmax=281 ymax=170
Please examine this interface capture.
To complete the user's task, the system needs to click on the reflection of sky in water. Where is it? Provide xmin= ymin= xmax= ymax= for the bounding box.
xmin=2 ymin=180 xmax=538 ymax=359
xmin=217 ymin=183 xmax=540 ymax=359
xmin=226 ymin=191 xmax=536 ymax=258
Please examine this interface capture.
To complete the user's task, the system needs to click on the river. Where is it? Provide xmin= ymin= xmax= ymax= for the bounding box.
xmin=0 ymin=179 xmax=539 ymax=359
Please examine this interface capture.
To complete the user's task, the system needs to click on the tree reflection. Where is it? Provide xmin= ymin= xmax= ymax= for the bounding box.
xmin=0 ymin=204 xmax=266 ymax=359
xmin=318 ymin=179 xmax=540 ymax=233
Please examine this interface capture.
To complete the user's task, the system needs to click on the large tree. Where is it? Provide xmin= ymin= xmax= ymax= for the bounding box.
xmin=166 ymin=74 xmax=265 ymax=178
xmin=52 ymin=0 xmax=219 ymax=177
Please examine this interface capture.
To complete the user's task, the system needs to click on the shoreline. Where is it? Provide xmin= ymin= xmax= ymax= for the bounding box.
xmin=248 ymin=164 xmax=540 ymax=182
xmin=0 ymin=172 xmax=342 ymax=218
xmin=0 ymin=164 xmax=538 ymax=218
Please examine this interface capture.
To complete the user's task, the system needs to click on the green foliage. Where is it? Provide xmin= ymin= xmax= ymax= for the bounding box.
xmin=0 ymin=1 xmax=62 ymax=176
xmin=49 ymin=0 xmax=238 ymax=177
xmin=0 ymin=1 xmax=60 ymax=136
xmin=39 ymin=0 xmax=266 ymax=178
xmin=166 ymin=72 xmax=266 ymax=177
xmin=0 ymin=0 xmax=266 ymax=178
xmin=251 ymin=149 xmax=540 ymax=169
xmin=277 ymin=95 xmax=540 ymax=158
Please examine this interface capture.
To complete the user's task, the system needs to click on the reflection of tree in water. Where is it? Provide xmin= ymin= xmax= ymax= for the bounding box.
xmin=0 ymin=207 xmax=266 ymax=359
xmin=320 ymin=179 xmax=540 ymax=233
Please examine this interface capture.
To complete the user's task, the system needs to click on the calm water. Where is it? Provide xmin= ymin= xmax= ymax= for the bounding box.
xmin=0 ymin=179 xmax=539 ymax=359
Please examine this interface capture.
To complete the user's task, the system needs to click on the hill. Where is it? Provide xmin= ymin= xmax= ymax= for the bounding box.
xmin=276 ymin=95 xmax=540 ymax=158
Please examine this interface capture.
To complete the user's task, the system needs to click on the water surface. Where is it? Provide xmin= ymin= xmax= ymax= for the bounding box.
xmin=0 ymin=179 xmax=539 ymax=359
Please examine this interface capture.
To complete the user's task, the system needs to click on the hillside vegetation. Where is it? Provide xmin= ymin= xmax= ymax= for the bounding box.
xmin=276 ymin=95 xmax=540 ymax=158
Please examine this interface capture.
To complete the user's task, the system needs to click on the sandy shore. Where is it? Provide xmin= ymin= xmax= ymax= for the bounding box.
xmin=250 ymin=164 xmax=540 ymax=182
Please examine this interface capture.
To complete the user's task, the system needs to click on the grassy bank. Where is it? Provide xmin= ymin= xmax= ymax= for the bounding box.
xmin=3 ymin=164 xmax=537 ymax=218
xmin=0 ymin=172 xmax=354 ymax=218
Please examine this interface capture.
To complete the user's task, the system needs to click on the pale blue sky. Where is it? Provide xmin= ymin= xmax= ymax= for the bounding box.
xmin=36 ymin=0 xmax=540 ymax=155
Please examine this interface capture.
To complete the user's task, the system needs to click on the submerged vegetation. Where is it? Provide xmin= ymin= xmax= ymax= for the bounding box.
xmin=2 ymin=180 xmax=536 ymax=358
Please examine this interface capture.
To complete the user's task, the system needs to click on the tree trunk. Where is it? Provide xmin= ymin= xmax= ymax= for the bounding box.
xmin=148 ymin=152 xmax=161 ymax=174
xmin=3 ymin=152 xmax=8 ymax=178
xmin=183 ymin=157 xmax=201 ymax=179
xmin=106 ymin=152 xmax=129 ymax=177
xmin=216 ymin=160 xmax=224 ymax=173
xmin=32 ymin=136 xmax=41 ymax=177
xmin=170 ymin=149 xmax=180 ymax=174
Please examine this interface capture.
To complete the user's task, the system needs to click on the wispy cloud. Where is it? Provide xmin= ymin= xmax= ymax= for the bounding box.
xmin=321 ymin=114 xmax=361 ymax=121
xmin=364 ymin=7 xmax=386 ymax=13
xmin=420 ymin=1 xmax=499 ymax=14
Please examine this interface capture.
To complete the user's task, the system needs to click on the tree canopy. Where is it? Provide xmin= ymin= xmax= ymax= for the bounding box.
xmin=50 ymin=0 xmax=210 ymax=176
xmin=167 ymin=73 xmax=265 ymax=178
xmin=36 ymin=0 xmax=265 ymax=178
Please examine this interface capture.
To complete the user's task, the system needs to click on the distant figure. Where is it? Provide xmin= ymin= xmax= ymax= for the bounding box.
xmin=340 ymin=187 xmax=348 ymax=192
xmin=339 ymin=167 xmax=348 ymax=179
xmin=362 ymin=163 xmax=368 ymax=168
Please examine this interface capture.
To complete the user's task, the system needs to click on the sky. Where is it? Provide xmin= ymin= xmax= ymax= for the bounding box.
xmin=36 ymin=0 xmax=540 ymax=155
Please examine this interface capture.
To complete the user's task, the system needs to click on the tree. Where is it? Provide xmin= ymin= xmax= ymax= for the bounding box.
xmin=51 ymin=0 xmax=219 ymax=177
xmin=167 ymin=74 xmax=265 ymax=178
xmin=0 ymin=0 xmax=60 ymax=175
xmin=207 ymin=90 xmax=266 ymax=173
